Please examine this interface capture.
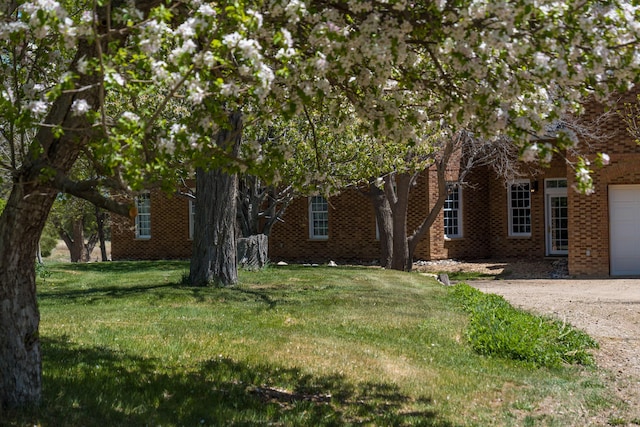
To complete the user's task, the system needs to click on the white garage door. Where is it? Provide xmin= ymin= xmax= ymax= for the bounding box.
xmin=610 ymin=185 xmax=640 ymax=275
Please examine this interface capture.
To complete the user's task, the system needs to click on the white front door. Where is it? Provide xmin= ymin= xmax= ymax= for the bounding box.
xmin=546 ymin=180 xmax=568 ymax=256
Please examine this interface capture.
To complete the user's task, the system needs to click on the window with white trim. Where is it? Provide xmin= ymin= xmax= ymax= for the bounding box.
xmin=444 ymin=184 xmax=462 ymax=238
xmin=508 ymin=180 xmax=531 ymax=236
xmin=309 ymin=196 xmax=329 ymax=240
xmin=135 ymin=192 xmax=151 ymax=239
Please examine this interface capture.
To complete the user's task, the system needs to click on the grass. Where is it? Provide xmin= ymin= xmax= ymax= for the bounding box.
xmin=440 ymin=271 xmax=496 ymax=281
xmin=3 ymin=262 xmax=623 ymax=426
xmin=450 ymin=284 xmax=598 ymax=368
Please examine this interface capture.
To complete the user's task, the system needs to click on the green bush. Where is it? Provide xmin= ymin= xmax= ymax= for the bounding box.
xmin=40 ymin=222 xmax=58 ymax=258
xmin=450 ymin=283 xmax=598 ymax=368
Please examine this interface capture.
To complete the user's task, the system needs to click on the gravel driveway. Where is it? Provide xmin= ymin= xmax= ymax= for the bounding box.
xmin=472 ymin=278 xmax=640 ymax=424
xmin=416 ymin=259 xmax=640 ymax=424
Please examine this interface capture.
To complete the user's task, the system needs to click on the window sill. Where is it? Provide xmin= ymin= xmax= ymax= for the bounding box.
xmin=135 ymin=236 xmax=152 ymax=240
xmin=309 ymin=237 xmax=329 ymax=241
xmin=507 ymin=235 xmax=531 ymax=239
xmin=444 ymin=236 xmax=464 ymax=241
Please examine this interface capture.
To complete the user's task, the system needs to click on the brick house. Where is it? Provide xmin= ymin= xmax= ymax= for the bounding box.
xmin=111 ymin=90 xmax=640 ymax=277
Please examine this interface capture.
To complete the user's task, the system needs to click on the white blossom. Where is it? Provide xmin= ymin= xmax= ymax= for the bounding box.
xmin=71 ymin=99 xmax=90 ymax=116
xmin=220 ymin=83 xmax=239 ymax=97
xmin=521 ymin=144 xmax=539 ymax=162
xmin=197 ymin=4 xmax=216 ymax=16
xmin=0 ymin=22 xmax=29 ymax=40
xmin=177 ymin=19 xmax=197 ymax=39
xmin=76 ymin=56 xmax=88 ymax=74
xmin=187 ymin=80 xmax=206 ymax=104
xmin=106 ymin=72 xmax=125 ymax=86
xmin=285 ymin=0 xmax=307 ymax=23
xmin=558 ymin=128 xmax=579 ymax=148
xmin=28 ymin=101 xmax=49 ymax=116
xmin=246 ymin=9 xmax=263 ymax=29
xmin=121 ymin=111 xmax=140 ymax=122
xmin=58 ymin=17 xmax=77 ymax=48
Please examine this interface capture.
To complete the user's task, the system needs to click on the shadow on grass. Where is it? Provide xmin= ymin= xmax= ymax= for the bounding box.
xmin=5 ymin=338 xmax=458 ymax=427
xmin=39 ymin=284 xmax=283 ymax=311
xmin=38 ymin=283 xmax=179 ymax=301
xmin=49 ymin=260 xmax=189 ymax=273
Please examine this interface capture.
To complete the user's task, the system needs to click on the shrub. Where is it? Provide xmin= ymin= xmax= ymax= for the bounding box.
xmin=40 ymin=222 xmax=59 ymax=258
xmin=450 ymin=283 xmax=598 ymax=368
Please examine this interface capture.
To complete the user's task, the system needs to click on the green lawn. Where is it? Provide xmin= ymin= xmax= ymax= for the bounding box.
xmin=5 ymin=262 xmax=621 ymax=426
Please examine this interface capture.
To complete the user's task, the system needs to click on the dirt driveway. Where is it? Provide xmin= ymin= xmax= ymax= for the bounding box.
xmin=472 ymin=279 xmax=640 ymax=420
xmin=416 ymin=259 xmax=640 ymax=424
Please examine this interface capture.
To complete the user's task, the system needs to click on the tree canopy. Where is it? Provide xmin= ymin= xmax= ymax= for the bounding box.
xmin=2 ymin=0 xmax=640 ymax=409
xmin=3 ymin=0 xmax=638 ymax=198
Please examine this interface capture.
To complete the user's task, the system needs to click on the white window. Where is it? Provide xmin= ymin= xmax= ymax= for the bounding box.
xmin=309 ymin=196 xmax=329 ymax=240
xmin=508 ymin=180 xmax=531 ymax=236
xmin=135 ymin=192 xmax=151 ymax=239
xmin=444 ymin=184 xmax=462 ymax=238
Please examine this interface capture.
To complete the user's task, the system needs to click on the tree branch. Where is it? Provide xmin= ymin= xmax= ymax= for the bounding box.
xmin=52 ymin=173 xmax=133 ymax=218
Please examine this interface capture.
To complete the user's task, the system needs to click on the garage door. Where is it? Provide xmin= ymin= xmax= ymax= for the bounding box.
xmin=610 ymin=185 xmax=640 ymax=275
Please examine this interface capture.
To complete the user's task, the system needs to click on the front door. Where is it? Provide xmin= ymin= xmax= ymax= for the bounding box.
xmin=545 ymin=179 xmax=568 ymax=256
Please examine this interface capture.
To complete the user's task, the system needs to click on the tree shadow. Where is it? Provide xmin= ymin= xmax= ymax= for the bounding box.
xmin=5 ymin=338 xmax=459 ymax=427
xmin=37 ymin=283 xmax=179 ymax=302
xmin=49 ymin=260 xmax=189 ymax=274
xmin=39 ymin=282 xmax=281 ymax=311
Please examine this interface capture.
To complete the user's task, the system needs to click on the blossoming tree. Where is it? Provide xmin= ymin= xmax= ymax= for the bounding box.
xmin=1 ymin=0 xmax=639 ymax=409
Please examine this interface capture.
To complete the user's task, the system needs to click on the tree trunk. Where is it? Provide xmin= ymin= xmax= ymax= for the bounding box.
xmin=61 ymin=220 xmax=85 ymax=263
xmin=388 ymin=173 xmax=414 ymax=271
xmin=237 ymin=234 xmax=269 ymax=270
xmin=406 ymin=139 xmax=456 ymax=265
xmin=82 ymin=233 xmax=99 ymax=262
xmin=189 ymin=112 xmax=243 ymax=287
xmin=0 ymin=0 xmax=152 ymax=409
xmin=0 ymin=183 xmax=56 ymax=409
xmin=96 ymin=207 xmax=108 ymax=261
xmin=366 ymin=184 xmax=393 ymax=268
xmin=237 ymin=175 xmax=262 ymax=238
xmin=36 ymin=243 xmax=43 ymax=265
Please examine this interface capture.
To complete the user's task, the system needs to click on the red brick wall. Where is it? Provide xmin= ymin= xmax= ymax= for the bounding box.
xmin=430 ymin=166 xmax=492 ymax=260
xmin=407 ymin=172 xmax=432 ymax=260
xmin=269 ymin=172 xmax=440 ymax=264
xmin=486 ymin=158 xmax=568 ymax=259
xmin=269 ymin=190 xmax=381 ymax=263
xmin=111 ymin=190 xmax=193 ymax=260
xmin=569 ymin=155 xmax=640 ymax=276
xmin=568 ymin=88 xmax=640 ymax=276
xmin=110 ymin=89 xmax=640 ymax=277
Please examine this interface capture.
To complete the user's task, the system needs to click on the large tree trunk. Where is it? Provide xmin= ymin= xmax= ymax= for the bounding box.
xmin=59 ymin=219 xmax=99 ymax=262
xmin=365 ymin=184 xmax=393 ymax=268
xmin=61 ymin=220 xmax=85 ymax=262
xmin=388 ymin=173 xmax=414 ymax=271
xmin=0 ymin=1 xmax=133 ymax=406
xmin=0 ymin=182 xmax=56 ymax=409
xmin=189 ymin=112 xmax=243 ymax=287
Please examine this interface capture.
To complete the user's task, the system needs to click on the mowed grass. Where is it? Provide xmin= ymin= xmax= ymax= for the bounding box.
xmin=5 ymin=262 xmax=620 ymax=426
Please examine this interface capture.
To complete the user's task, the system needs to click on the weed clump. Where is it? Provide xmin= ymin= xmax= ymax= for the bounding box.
xmin=450 ymin=283 xmax=598 ymax=368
